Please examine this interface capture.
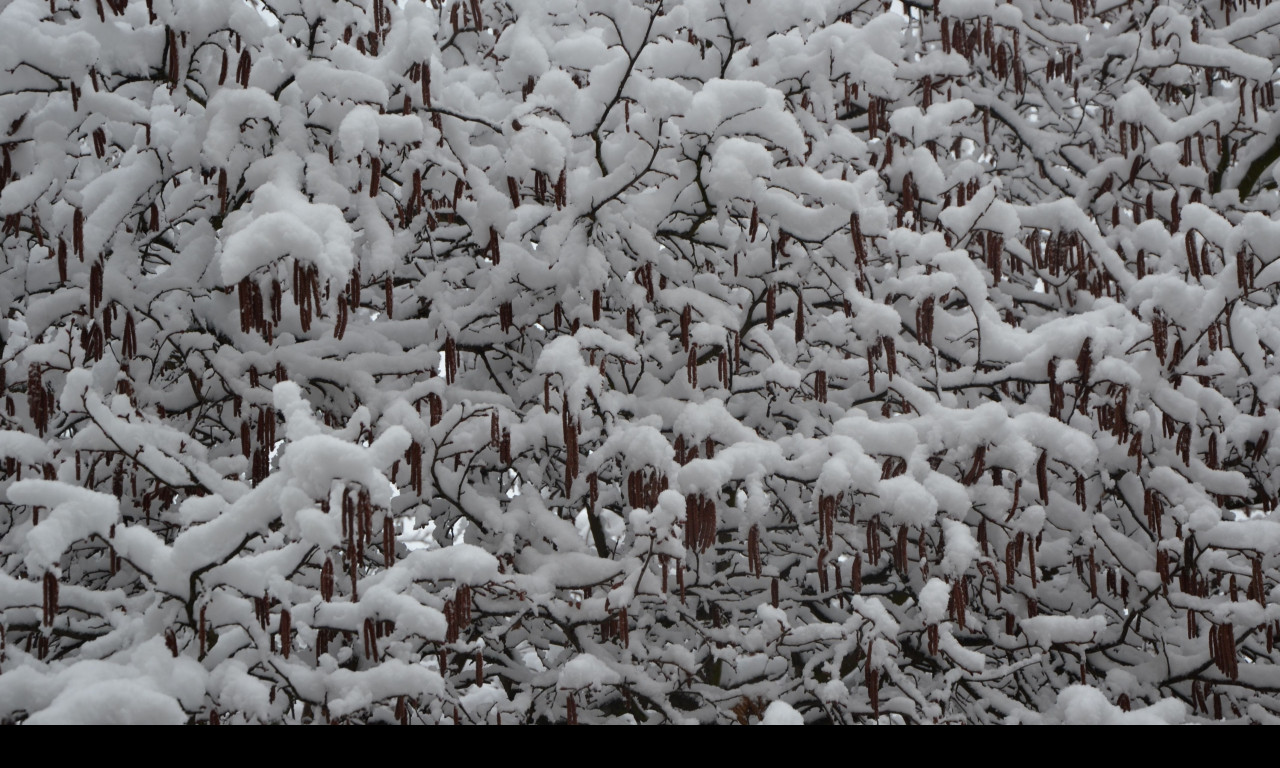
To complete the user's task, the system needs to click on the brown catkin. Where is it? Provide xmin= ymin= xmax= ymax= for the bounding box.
xmin=280 ymin=609 xmax=291 ymax=659
xmin=794 ymin=293 xmax=804 ymax=343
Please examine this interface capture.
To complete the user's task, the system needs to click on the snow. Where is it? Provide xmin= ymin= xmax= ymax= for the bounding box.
xmin=0 ymin=431 xmax=51 ymax=464
xmin=1020 ymin=615 xmax=1108 ymax=650
xmin=879 ymin=475 xmax=938 ymax=528
xmin=938 ymin=0 xmax=995 ymax=18
xmin=938 ymin=518 xmax=979 ymax=576
xmin=761 ymin=700 xmax=804 ymax=725
xmin=294 ymin=62 xmax=389 ymax=107
xmin=517 ymin=550 xmax=624 ymax=593
xmin=1055 ymin=686 xmax=1187 ymax=726
xmin=3 ymin=0 xmax=1280 ymax=725
xmin=8 ymin=481 xmax=119 ymax=573
xmin=938 ymin=629 xmax=985 ymax=673
xmin=397 ymin=545 xmax=501 ymax=586
xmin=202 ymin=88 xmax=282 ymax=166
xmin=208 ymin=659 xmax=276 ymax=721
xmin=278 ymin=435 xmax=395 ymax=506
xmin=889 ymin=100 xmax=974 ymax=145
xmin=682 ymin=79 xmax=806 ymax=160
xmin=219 ymin=164 xmax=356 ymax=284
xmin=585 ymin=424 xmax=673 ymax=474
xmin=918 ymin=578 xmax=950 ymax=625
xmin=323 ymin=662 xmax=446 ymax=719
xmin=337 ymin=105 xmax=381 ymax=160
xmin=559 ymin=653 xmax=622 ymax=689
xmin=708 ymin=137 xmax=775 ymax=197
xmin=23 ymin=678 xmax=189 ymax=725
xmin=0 ymin=637 xmax=205 ymax=725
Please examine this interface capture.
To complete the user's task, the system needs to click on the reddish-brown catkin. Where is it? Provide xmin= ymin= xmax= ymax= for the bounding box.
xmin=42 ymin=571 xmax=58 ymax=627
xmin=383 ymin=516 xmax=396 ymax=567
xmin=321 ymin=557 xmax=335 ymax=602
xmin=280 ymin=609 xmax=291 ymax=659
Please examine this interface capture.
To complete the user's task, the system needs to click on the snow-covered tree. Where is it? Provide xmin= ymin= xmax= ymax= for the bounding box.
xmin=4 ymin=0 xmax=1280 ymax=724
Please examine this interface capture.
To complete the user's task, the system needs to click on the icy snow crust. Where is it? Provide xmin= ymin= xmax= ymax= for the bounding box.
xmin=1 ymin=0 xmax=1280 ymax=725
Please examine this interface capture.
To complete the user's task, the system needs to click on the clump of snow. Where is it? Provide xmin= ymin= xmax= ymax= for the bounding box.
xmin=24 ymin=679 xmax=188 ymax=725
xmin=918 ymin=578 xmax=950 ymax=625
xmin=1056 ymin=686 xmax=1187 ymax=725
xmin=219 ymin=160 xmax=355 ymax=285
xmin=761 ymin=700 xmax=804 ymax=725
xmin=8 ymin=481 xmax=119 ymax=572
xmin=559 ymin=653 xmax=622 ymax=690
xmin=1021 ymin=615 xmax=1108 ymax=649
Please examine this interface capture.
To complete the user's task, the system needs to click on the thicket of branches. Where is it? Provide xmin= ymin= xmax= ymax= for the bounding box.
xmin=4 ymin=0 xmax=1280 ymax=723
